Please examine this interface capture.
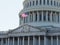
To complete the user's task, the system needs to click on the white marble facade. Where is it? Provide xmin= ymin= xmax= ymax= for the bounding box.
xmin=0 ymin=24 xmax=60 ymax=45
xmin=0 ymin=0 xmax=60 ymax=45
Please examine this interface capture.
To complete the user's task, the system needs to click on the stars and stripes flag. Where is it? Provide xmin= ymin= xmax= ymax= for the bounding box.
xmin=21 ymin=13 xmax=28 ymax=18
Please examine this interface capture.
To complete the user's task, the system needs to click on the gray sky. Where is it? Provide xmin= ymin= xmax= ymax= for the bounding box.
xmin=0 ymin=0 xmax=24 ymax=31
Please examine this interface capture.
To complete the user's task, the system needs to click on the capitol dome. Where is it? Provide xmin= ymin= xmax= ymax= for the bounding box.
xmin=0 ymin=0 xmax=60 ymax=45
xmin=19 ymin=0 xmax=60 ymax=27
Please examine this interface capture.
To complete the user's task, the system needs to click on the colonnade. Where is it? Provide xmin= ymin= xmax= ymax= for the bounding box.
xmin=0 ymin=36 xmax=60 ymax=45
xmin=24 ymin=0 xmax=60 ymax=8
xmin=20 ymin=11 xmax=60 ymax=24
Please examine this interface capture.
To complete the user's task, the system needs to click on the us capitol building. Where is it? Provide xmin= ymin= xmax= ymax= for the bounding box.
xmin=0 ymin=0 xmax=60 ymax=45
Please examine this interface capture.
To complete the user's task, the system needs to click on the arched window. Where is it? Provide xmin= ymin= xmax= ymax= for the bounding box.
xmin=33 ymin=1 xmax=34 ymax=6
xmin=31 ymin=14 xmax=33 ymax=22
xmin=24 ymin=18 xmax=25 ymax=23
xmin=36 ymin=0 xmax=38 ymax=5
xmin=48 ymin=14 xmax=50 ymax=21
xmin=43 ymin=11 xmax=46 ymax=21
xmin=27 ymin=3 xmax=29 ymax=7
xmin=51 ymin=0 xmax=52 ymax=5
xmin=35 ymin=13 xmax=37 ymax=21
xmin=30 ymin=1 xmax=31 ymax=6
xmin=56 ymin=12 xmax=59 ymax=22
xmin=47 ymin=0 xmax=49 ymax=5
xmin=48 ymin=12 xmax=50 ymax=21
xmin=30 ymin=15 xmax=31 ymax=22
xmin=39 ymin=12 xmax=42 ymax=21
xmin=54 ymin=1 xmax=56 ymax=6
xmin=29 ymin=12 xmax=33 ymax=22
xmin=57 ymin=2 xmax=58 ymax=6
xmin=24 ymin=4 xmax=26 ymax=8
xmin=52 ymin=12 xmax=55 ymax=22
xmin=25 ymin=18 xmax=27 ymax=23
xmin=40 ymin=0 xmax=42 ymax=5
xmin=43 ymin=0 xmax=45 ymax=5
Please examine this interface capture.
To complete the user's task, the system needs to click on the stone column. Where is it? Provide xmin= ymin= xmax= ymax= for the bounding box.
xmin=33 ymin=12 xmax=35 ymax=22
xmin=51 ymin=36 xmax=53 ymax=45
xmin=42 ymin=11 xmax=43 ymax=21
xmin=33 ymin=36 xmax=35 ymax=45
xmin=20 ymin=16 xmax=21 ymax=25
xmin=13 ymin=37 xmax=14 ymax=45
xmin=50 ymin=12 xmax=52 ymax=22
xmin=6 ymin=38 xmax=7 ymax=45
xmin=46 ymin=11 xmax=48 ymax=21
xmin=23 ymin=17 xmax=24 ymax=23
xmin=44 ymin=36 xmax=46 ymax=45
xmin=45 ymin=0 xmax=47 ymax=5
xmin=57 ymin=36 xmax=58 ymax=45
xmin=37 ymin=11 xmax=39 ymax=22
xmin=30 ymin=13 xmax=31 ymax=22
xmin=28 ymin=12 xmax=29 ymax=22
xmin=55 ymin=12 xmax=56 ymax=22
xmin=58 ymin=13 xmax=59 ymax=22
xmin=8 ymin=38 xmax=9 ymax=45
xmin=49 ymin=0 xmax=50 ymax=5
xmin=28 ymin=12 xmax=30 ymax=22
xmin=39 ymin=36 xmax=40 ymax=45
xmin=59 ymin=12 xmax=60 ymax=22
xmin=1 ymin=39 xmax=3 ymax=45
xmin=38 ymin=0 xmax=40 ymax=5
xmin=28 ymin=36 xmax=30 ymax=45
xmin=55 ymin=12 xmax=59 ymax=22
xmin=20 ymin=38 xmax=21 ymax=45
xmin=18 ymin=37 xmax=19 ymax=45
xmin=42 ymin=0 xmax=43 ymax=5
xmin=23 ymin=37 xmax=24 ymax=45
xmin=25 ymin=17 xmax=27 ymax=23
xmin=53 ymin=0 xmax=54 ymax=6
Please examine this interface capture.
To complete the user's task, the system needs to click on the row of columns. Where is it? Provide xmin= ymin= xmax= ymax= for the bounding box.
xmin=20 ymin=11 xmax=60 ymax=24
xmin=0 ymin=36 xmax=59 ymax=45
xmin=25 ymin=0 xmax=59 ymax=8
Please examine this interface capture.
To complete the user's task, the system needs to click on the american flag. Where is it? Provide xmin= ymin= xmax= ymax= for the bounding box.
xmin=21 ymin=13 xmax=28 ymax=18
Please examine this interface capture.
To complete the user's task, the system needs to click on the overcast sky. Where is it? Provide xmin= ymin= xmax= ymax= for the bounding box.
xmin=0 ymin=0 xmax=24 ymax=31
